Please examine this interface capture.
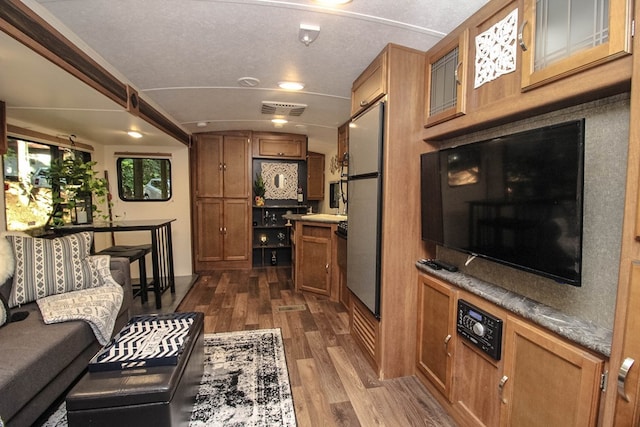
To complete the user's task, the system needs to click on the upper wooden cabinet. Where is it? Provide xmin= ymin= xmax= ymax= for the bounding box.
xmin=252 ymin=132 xmax=307 ymax=160
xmin=520 ymin=0 xmax=633 ymax=90
xmin=306 ymin=151 xmax=325 ymax=201
xmin=351 ymin=50 xmax=387 ymax=115
xmin=424 ymin=29 xmax=469 ymax=127
xmin=194 ymin=133 xmax=250 ymax=199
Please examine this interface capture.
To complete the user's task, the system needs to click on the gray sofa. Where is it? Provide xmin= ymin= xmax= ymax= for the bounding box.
xmin=0 ymin=257 xmax=133 ymax=427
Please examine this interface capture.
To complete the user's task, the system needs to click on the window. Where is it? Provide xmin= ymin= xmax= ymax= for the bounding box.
xmin=3 ymin=137 xmax=89 ymax=231
xmin=117 ymin=157 xmax=171 ymax=201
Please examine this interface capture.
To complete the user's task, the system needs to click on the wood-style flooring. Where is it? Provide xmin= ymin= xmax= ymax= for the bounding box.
xmin=176 ymin=267 xmax=458 ymax=427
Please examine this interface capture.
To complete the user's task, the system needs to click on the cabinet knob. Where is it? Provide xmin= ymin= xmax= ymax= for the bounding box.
xmin=518 ymin=20 xmax=529 ymax=51
xmin=219 ymin=163 xmax=223 ymax=170
xmin=618 ymin=357 xmax=635 ymax=402
xmin=360 ymin=100 xmax=368 ymax=107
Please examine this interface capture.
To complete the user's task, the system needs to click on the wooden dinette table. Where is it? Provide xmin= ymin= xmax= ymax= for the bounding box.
xmin=51 ymin=219 xmax=176 ymax=309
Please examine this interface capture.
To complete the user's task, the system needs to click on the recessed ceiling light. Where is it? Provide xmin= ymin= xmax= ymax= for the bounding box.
xmin=127 ymin=131 xmax=143 ymax=139
xmin=272 ymin=118 xmax=288 ymax=125
xmin=196 ymin=121 xmax=208 ymax=127
xmin=278 ymin=81 xmax=305 ymax=91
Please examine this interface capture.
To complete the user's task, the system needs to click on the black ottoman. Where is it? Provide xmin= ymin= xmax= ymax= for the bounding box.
xmin=66 ymin=312 xmax=204 ymax=427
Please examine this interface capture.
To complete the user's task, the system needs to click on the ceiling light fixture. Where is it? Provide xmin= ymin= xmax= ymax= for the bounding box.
xmin=196 ymin=121 xmax=208 ymax=127
xmin=271 ymin=118 xmax=288 ymax=125
xmin=127 ymin=130 xmax=143 ymax=139
xmin=299 ymin=24 xmax=320 ymax=46
xmin=278 ymin=81 xmax=305 ymax=91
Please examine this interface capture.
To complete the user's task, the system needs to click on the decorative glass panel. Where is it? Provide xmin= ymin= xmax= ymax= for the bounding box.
xmin=430 ymin=47 xmax=459 ymax=116
xmin=535 ymin=0 xmax=609 ymax=70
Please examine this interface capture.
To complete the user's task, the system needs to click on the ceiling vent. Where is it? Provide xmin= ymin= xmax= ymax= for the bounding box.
xmin=261 ymin=101 xmax=307 ymax=117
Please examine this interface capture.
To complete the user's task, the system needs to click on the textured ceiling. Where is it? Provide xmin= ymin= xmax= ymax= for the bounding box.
xmin=2 ymin=0 xmax=488 ymax=147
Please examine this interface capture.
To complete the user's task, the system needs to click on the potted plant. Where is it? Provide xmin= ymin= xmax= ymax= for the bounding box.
xmin=45 ymin=155 xmax=110 ymax=226
xmin=254 ymin=173 xmax=266 ymax=206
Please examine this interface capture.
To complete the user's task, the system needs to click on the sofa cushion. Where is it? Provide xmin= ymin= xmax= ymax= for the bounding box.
xmin=0 ymin=293 xmax=8 ymax=327
xmin=0 ymin=236 xmax=14 ymax=285
xmin=6 ymin=232 xmax=99 ymax=307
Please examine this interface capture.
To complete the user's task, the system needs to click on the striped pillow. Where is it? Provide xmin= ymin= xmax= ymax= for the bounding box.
xmin=6 ymin=232 xmax=99 ymax=308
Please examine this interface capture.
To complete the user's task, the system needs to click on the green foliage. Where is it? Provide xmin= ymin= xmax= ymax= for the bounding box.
xmin=44 ymin=156 xmax=110 ymax=226
xmin=254 ymin=173 xmax=265 ymax=197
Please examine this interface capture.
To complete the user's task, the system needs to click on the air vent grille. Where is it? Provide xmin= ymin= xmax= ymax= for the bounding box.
xmin=261 ymin=101 xmax=307 ymax=116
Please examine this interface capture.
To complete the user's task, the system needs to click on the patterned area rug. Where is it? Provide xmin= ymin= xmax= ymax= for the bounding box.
xmin=44 ymin=328 xmax=296 ymax=426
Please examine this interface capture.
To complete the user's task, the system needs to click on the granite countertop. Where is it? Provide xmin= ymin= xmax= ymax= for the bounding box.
xmin=416 ymin=262 xmax=613 ymax=357
xmin=283 ymin=213 xmax=347 ymax=224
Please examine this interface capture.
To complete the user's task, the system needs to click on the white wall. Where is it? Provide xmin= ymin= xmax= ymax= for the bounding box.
xmin=95 ymin=144 xmax=193 ymax=277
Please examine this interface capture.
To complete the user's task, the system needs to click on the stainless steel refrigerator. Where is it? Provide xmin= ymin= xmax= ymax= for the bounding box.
xmin=347 ymin=101 xmax=384 ymax=318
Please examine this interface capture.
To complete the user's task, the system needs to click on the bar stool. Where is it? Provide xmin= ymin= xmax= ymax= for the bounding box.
xmin=96 ymin=244 xmax=152 ymax=303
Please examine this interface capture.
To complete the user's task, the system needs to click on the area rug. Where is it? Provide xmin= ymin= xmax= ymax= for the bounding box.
xmin=43 ymin=328 xmax=297 ymax=426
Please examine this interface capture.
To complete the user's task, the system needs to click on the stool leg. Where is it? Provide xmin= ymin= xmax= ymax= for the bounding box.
xmin=138 ymin=256 xmax=148 ymax=304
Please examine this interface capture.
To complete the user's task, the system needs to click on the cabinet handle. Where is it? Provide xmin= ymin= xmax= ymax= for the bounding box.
xmin=360 ymin=100 xmax=369 ymax=107
xmin=223 ymin=163 xmax=227 ymax=171
xmin=498 ymin=375 xmax=509 ymax=403
xmin=518 ymin=20 xmax=528 ymax=51
xmin=618 ymin=357 xmax=635 ymax=402
xmin=444 ymin=334 xmax=452 ymax=356
xmin=223 ymin=227 xmax=227 ymax=234
xmin=278 ymin=152 xmax=285 ymax=156
xmin=454 ymin=62 xmax=462 ymax=85
xmin=219 ymin=227 xmax=223 ymax=234
xmin=218 ymin=163 xmax=223 ymax=170
xmin=326 ymin=263 xmax=329 ymax=272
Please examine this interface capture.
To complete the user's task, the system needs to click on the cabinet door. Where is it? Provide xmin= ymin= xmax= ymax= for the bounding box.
xmin=416 ymin=274 xmax=457 ymax=401
xmin=195 ymin=135 xmax=223 ymax=198
xmin=222 ymin=135 xmax=249 ymax=198
xmin=425 ymin=29 xmax=469 ymax=127
xmin=196 ymin=199 xmax=223 ymax=262
xmin=500 ymin=315 xmax=603 ymax=427
xmin=351 ymin=50 xmax=387 ymax=114
xmin=299 ymin=224 xmax=332 ymax=296
xmin=520 ymin=0 xmax=632 ymax=89
xmin=337 ymin=121 xmax=349 ymax=165
xmin=223 ymin=199 xmax=249 ymax=261
xmin=252 ymin=133 xmax=307 ymax=159
xmin=307 ymin=151 xmax=325 ymax=201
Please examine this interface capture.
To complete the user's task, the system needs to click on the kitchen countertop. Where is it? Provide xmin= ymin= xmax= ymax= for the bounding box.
xmin=416 ymin=262 xmax=613 ymax=357
xmin=283 ymin=213 xmax=347 ymax=224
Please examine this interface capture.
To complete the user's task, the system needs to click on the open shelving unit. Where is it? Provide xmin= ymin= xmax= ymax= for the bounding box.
xmin=252 ymin=205 xmax=307 ymax=267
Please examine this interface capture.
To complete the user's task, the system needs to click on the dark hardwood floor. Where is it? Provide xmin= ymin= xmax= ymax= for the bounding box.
xmin=174 ymin=267 xmax=458 ymax=427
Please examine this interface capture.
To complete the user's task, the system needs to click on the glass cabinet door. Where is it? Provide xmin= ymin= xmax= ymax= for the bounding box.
xmin=425 ymin=30 xmax=469 ymax=127
xmin=520 ymin=0 xmax=632 ymax=89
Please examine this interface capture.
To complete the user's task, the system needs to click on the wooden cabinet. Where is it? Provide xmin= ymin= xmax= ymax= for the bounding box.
xmin=294 ymin=221 xmax=338 ymax=299
xmin=348 ymin=44 xmax=426 ymax=379
xmin=194 ymin=134 xmax=249 ymax=198
xmin=252 ymin=132 xmax=307 ymax=160
xmin=424 ymin=29 xmax=469 ymax=127
xmin=416 ymin=274 xmax=457 ymax=401
xmin=416 ymin=272 xmax=605 ymax=427
xmin=520 ymin=0 xmax=632 ymax=90
xmin=351 ymin=50 xmax=387 ymax=115
xmin=500 ymin=315 xmax=604 ymax=427
xmin=306 ymin=151 xmax=324 ymax=201
xmin=191 ymin=132 xmax=251 ymax=270
xmin=195 ymin=198 xmax=250 ymax=263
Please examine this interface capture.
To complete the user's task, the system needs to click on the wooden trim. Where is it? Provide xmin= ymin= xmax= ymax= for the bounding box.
xmin=0 ymin=0 xmax=128 ymax=107
xmin=0 ymin=0 xmax=191 ymax=146
xmin=138 ymin=97 xmax=191 ymax=146
xmin=113 ymin=152 xmax=172 ymax=158
xmin=7 ymin=124 xmax=94 ymax=151
xmin=0 ymin=100 xmax=6 ymax=155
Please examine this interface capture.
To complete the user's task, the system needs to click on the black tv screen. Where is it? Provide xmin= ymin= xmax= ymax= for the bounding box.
xmin=421 ymin=120 xmax=585 ymax=286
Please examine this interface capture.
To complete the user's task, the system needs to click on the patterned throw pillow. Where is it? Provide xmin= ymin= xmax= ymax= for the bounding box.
xmin=6 ymin=232 xmax=99 ymax=308
xmin=0 ymin=292 xmax=8 ymax=327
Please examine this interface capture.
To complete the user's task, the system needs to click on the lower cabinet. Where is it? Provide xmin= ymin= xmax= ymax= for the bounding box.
xmin=416 ymin=274 xmax=457 ymax=401
xmin=195 ymin=198 xmax=249 ymax=263
xmin=500 ymin=315 xmax=604 ymax=427
xmin=293 ymin=221 xmax=339 ymax=301
xmin=416 ymin=272 xmax=605 ymax=427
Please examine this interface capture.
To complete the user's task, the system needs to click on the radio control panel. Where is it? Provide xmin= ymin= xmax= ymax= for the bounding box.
xmin=457 ymin=299 xmax=503 ymax=361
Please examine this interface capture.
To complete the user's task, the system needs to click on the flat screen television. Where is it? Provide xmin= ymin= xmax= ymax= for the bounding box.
xmin=421 ymin=120 xmax=585 ymax=286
